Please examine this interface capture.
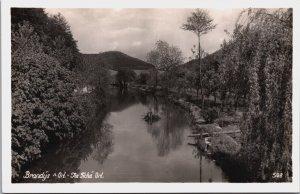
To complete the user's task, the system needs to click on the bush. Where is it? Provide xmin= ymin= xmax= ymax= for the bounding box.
xmin=136 ymin=72 xmax=150 ymax=85
xmin=116 ymin=69 xmax=136 ymax=87
xmin=202 ymin=107 xmax=219 ymax=123
xmin=11 ymin=22 xmax=87 ymax=178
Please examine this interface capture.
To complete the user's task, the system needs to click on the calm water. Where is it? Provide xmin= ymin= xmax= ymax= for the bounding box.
xmin=17 ymin=89 xmax=228 ymax=183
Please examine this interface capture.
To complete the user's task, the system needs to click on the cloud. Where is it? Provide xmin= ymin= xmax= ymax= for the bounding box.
xmin=132 ymin=41 xmax=142 ymax=47
xmin=110 ymin=41 xmax=120 ymax=50
xmin=110 ymin=27 xmax=145 ymax=38
xmin=45 ymin=8 xmax=242 ymax=60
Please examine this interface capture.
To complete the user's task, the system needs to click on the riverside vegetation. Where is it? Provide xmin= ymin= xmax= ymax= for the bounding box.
xmin=11 ymin=8 xmax=292 ymax=182
xmin=11 ymin=8 xmax=111 ymax=179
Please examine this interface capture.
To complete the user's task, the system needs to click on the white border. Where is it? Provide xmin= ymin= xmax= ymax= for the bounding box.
xmin=1 ymin=0 xmax=300 ymax=193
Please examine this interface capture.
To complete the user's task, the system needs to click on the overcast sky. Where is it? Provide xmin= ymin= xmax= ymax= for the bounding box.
xmin=46 ymin=8 xmax=242 ymax=61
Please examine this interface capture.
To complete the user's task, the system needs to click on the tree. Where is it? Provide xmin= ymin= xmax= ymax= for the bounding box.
xmin=11 ymin=9 xmax=79 ymax=70
xmin=76 ymin=53 xmax=111 ymax=102
xmin=182 ymin=9 xmax=216 ymax=108
xmin=136 ymin=72 xmax=150 ymax=85
xmin=116 ymin=69 xmax=136 ymax=88
xmin=11 ymin=22 xmax=87 ymax=178
xmin=202 ymin=56 xmax=220 ymax=106
xmin=146 ymin=49 xmax=160 ymax=88
xmin=11 ymin=9 xmax=95 ymax=179
xmin=242 ymin=9 xmax=292 ymax=181
xmin=218 ymin=8 xmax=292 ymax=181
xmin=146 ymin=40 xmax=184 ymax=92
xmin=190 ymin=44 xmax=208 ymax=61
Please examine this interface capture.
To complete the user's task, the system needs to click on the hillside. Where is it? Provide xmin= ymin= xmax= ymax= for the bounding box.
xmin=81 ymin=51 xmax=154 ymax=71
xmin=181 ymin=49 xmax=222 ymax=71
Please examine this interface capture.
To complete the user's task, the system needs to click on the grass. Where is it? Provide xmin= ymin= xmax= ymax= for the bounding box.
xmin=210 ymin=133 xmax=241 ymax=156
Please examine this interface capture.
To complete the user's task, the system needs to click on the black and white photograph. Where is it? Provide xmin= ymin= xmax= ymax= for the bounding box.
xmin=1 ymin=0 xmax=300 ymax=193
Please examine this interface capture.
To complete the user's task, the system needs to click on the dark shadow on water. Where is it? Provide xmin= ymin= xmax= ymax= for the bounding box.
xmin=107 ymin=88 xmax=150 ymax=112
xmin=191 ymin=143 xmax=252 ymax=182
xmin=14 ymin=104 xmax=113 ymax=183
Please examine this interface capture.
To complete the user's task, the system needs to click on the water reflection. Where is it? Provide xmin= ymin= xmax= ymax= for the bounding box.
xmin=110 ymin=89 xmax=188 ymax=157
xmin=146 ymin=100 xmax=187 ymax=156
xmin=108 ymin=89 xmax=149 ymax=112
xmin=16 ymin=109 xmax=113 ymax=183
xmin=190 ymin=143 xmax=226 ymax=182
xmin=17 ymin=89 xmax=228 ymax=183
xmin=91 ymin=123 xmax=114 ymax=165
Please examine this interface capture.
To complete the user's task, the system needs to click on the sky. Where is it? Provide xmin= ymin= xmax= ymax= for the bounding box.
xmin=46 ymin=8 xmax=242 ymax=61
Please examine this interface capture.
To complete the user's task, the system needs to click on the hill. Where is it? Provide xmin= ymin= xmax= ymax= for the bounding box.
xmin=181 ymin=49 xmax=222 ymax=71
xmin=81 ymin=51 xmax=154 ymax=71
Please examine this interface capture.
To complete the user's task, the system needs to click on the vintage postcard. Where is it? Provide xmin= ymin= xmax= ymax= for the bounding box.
xmin=1 ymin=0 xmax=300 ymax=193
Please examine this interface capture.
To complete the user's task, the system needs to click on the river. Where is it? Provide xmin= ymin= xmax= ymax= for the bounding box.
xmin=17 ymin=89 xmax=228 ymax=183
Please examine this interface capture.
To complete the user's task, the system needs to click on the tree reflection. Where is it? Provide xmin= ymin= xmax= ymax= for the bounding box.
xmin=92 ymin=123 xmax=114 ymax=165
xmin=146 ymin=99 xmax=188 ymax=156
xmin=108 ymin=88 xmax=150 ymax=112
xmin=191 ymin=143 xmax=204 ymax=182
xmin=17 ymin=109 xmax=113 ymax=183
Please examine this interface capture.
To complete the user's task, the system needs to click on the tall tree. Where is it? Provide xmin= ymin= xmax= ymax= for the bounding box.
xmin=146 ymin=40 xmax=184 ymax=92
xmin=182 ymin=9 xmax=216 ymax=108
xmin=219 ymin=8 xmax=293 ymax=181
xmin=146 ymin=49 xmax=160 ymax=89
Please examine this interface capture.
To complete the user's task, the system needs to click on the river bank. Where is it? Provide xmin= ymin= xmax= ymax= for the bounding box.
xmin=16 ymin=88 xmax=229 ymax=182
xmin=131 ymin=84 xmax=249 ymax=181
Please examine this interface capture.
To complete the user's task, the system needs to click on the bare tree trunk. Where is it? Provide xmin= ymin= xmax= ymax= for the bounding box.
xmin=234 ymin=93 xmax=239 ymax=111
xmin=198 ymin=35 xmax=204 ymax=109
xmin=155 ymin=69 xmax=158 ymax=90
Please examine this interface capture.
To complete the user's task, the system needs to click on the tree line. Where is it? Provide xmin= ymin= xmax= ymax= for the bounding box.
xmin=11 ymin=8 xmax=110 ymax=178
xmin=136 ymin=8 xmax=292 ymax=181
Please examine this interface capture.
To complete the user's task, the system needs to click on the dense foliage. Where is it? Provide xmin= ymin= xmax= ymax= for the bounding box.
xmin=233 ymin=9 xmax=292 ymax=181
xmin=199 ymin=8 xmax=293 ymax=181
xmin=116 ymin=69 xmax=137 ymax=88
xmin=11 ymin=9 xmax=79 ymax=70
xmin=11 ymin=9 xmax=90 ymax=178
xmin=76 ymin=53 xmax=111 ymax=101
xmin=202 ymin=107 xmax=219 ymax=124
xmin=136 ymin=72 xmax=151 ymax=85
xmin=178 ymin=55 xmax=221 ymax=105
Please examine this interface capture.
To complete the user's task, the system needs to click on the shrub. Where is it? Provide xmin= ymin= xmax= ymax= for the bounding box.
xmin=202 ymin=107 xmax=219 ymax=123
xmin=11 ymin=22 xmax=86 ymax=178
xmin=136 ymin=72 xmax=150 ymax=85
